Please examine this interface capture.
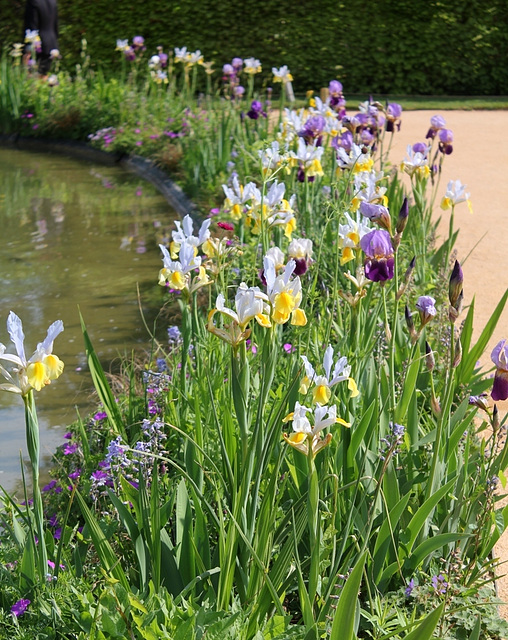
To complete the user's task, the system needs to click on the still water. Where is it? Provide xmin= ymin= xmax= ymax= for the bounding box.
xmin=0 ymin=147 xmax=177 ymax=493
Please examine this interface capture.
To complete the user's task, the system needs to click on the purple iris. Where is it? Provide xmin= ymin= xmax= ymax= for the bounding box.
xmin=331 ymin=130 xmax=353 ymax=153
xmin=385 ymin=103 xmax=402 ymax=132
xmin=298 ymin=115 xmax=326 ymax=145
xmin=223 ymin=63 xmax=234 ymax=76
xmin=158 ymin=53 xmax=168 ymax=68
xmin=360 ymin=230 xmax=394 ymax=282
xmin=426 ymin=114 xmax=446 ymax=139
xmin=491 ymin=339 xmax=508 ymax=401
xmin=412 ymin=142 xmax=428 ymax=155
xmin=329 ymin=79 xmax=343 ymax=95
xmin=132 ymin=36 xmax=145 ymax=50
xmin=360 ymin=202 xmax=391 ymax=232
xmin=247 ymin=100 xmax=266 ymax=120
xmin=438 ymin=128 xmax=454 ymax=154
xmin=232 ymin=57 xmax=243 ymax=70
xmin=416 ymin=295 xmax=437 ymax=326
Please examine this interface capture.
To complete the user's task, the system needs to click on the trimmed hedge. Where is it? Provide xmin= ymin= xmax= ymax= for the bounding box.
xmin=1 ymin=0 xmax=507 ymax=95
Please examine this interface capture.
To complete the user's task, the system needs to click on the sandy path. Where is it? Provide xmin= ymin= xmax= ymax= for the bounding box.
xmin=387 ymin=110 xmax=508 ymax=620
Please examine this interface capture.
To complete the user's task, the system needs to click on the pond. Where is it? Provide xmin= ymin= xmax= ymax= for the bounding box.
xmin=0 ymin=146 xmax=177 ymax=494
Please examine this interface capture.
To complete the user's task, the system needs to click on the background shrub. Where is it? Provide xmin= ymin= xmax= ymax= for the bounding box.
xmin=1 ymin=0 xmax=507 ymax=95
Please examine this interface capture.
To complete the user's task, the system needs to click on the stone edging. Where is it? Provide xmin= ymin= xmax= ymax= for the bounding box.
xmin=0 ymin=134 xmax=198 ymax=221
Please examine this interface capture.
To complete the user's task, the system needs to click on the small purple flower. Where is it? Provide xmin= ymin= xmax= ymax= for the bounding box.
xmin=234 ymin=85 xmax=245 ymax=97
xmin=231 ymin=57 xmax=243 ymax=70
xmin=431 ymin=574 xmax=448 ymax=594
xmin=404 ymin=578 xmax=415 ymax=597
xmin=360 ymin=230 xmax=394 ymax=282
xmin=223 ymin=63 xmax=234 ymax=76
xmin=283 ymin=343 xmax=295 ymax=354
xmin=11 ymin=599 xmax=30 ymax=617
xmin=63 ymin=442 xmax=78 ymax=455
xmin=93 ymin=411 xmax=108 ymax=421
xmin=68 ymin=469 xmax=81 ymax=481
xmin=247 ymin=100 xmax=266 ymax=120
xmin=42 ymin=480 xmax=57 ymax=493
xmin=416 ymin=295 xmax=437 ymax=326
xmin=491 ymin=339 xmax=508 ymax=401
xmin=168 ymin=325 xmax=182 ymax=343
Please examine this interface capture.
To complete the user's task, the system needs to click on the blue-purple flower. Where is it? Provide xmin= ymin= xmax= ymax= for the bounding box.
xmin=385 ymin=103 xmax=402 ymax=132
xmin=438 ymin=128 xmax=454 ymax=154
xmin=491 ymin=339 xmax=508 ymax=401
xmin=359 ymin=202 xmax=392 ymax=233
xmin=416 ymin=295 xmax=437 ymax=326
xmin=247 ymin=100 xmax=266 ymax=120
xmin=298 ymin=115 xmax=326 ymax=145
xmin=11 ymin=598 xmax=30 ymax=617
xmin=360 ymin=229 xmax=394 ymax=282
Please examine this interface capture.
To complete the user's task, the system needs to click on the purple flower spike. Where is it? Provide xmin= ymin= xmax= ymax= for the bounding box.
xmin=11 ymin=599 xmax=30 ymax=617
xmin=491 ymin=339 xmax=508 ymax=401
xmin=360 ymin=229 xmax=394 ymax=282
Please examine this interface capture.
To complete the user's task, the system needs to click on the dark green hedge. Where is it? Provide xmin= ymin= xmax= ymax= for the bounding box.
xmin=1 ymin=0 xmax=507 ymax=95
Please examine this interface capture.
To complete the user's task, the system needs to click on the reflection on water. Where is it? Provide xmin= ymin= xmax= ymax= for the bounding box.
xmin=0 ymin=147 xmax=176 ymax=493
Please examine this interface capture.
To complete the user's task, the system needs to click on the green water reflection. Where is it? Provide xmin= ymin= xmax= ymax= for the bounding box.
xmin=0 ymin=147 xmax=176 ymax=493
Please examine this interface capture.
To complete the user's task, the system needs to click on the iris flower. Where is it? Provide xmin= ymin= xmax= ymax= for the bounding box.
xmin=264 ymin=257 xmax=307 ymax=326
xmin=338 ymin=212 xmax=372 ymax=265
xmin=272 ymin=65 xmax=293 ymax=83
xmin=207 ymin=285 xmax=271 ymax=347
xmin=440 ymin=179 xmax=472 ymax=213
xmin=360 ymin=229 xmax=395 ymax=282
xmin=300 ymin=345 xmax=358 ymax=405
xmin=158 ymin=241 xmax=210 ymax=293
xmin=171 ymin=214 xmax=211 ymax=257
xmin=0 ymin=312 xmax=64 ymax=396
xmin=283 ymin=402 xmax=350 ymax=458
xmin=491 ymin=339 xmax=508 ymax=401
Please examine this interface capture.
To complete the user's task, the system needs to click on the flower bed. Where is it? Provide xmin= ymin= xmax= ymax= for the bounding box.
xmin=0 ymin=43 xmax=508 ymax=639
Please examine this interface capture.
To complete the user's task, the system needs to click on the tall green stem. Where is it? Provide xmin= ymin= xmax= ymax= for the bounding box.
xmin=24 ymin=390 xmax=48 ymax=583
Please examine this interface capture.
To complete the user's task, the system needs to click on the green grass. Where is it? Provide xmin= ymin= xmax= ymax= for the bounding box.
xmin=291 ymin=93 xmax=508 ymax=110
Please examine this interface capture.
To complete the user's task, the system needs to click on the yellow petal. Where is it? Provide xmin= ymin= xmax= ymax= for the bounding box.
xmin=291 ymin=308 xmax=307 ymax=326
xmin=348 ymin=377 xmax=359 ymax=398
xmin=336 ymin=417 xmax=351 ymax=428
xmin=43 ymin=354 xmax=64 ymax=380
xmin=313 ymin=384 xmax=331 ymax=406
xmin=26 ymin=361 xmax=49 ymax=391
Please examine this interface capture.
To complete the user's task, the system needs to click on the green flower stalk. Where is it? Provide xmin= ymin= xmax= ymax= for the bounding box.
xmin=0 ymin=312 xmax=65 ymax=585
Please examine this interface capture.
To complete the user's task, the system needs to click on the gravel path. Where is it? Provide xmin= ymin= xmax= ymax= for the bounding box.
xmin=388 ymin=110 xmax=508 ymax=620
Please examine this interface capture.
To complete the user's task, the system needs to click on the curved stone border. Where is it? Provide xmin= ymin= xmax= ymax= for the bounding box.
xmin=0 ymin=134 xmax=198 ymax=220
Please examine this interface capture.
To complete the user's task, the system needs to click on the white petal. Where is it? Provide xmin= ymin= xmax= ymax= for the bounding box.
xmin=6 ymin=311 xmax=26 ymax=363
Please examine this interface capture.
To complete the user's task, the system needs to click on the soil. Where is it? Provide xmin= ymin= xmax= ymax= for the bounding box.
xmin=387 ymin=110 xmax=508 ymax=620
